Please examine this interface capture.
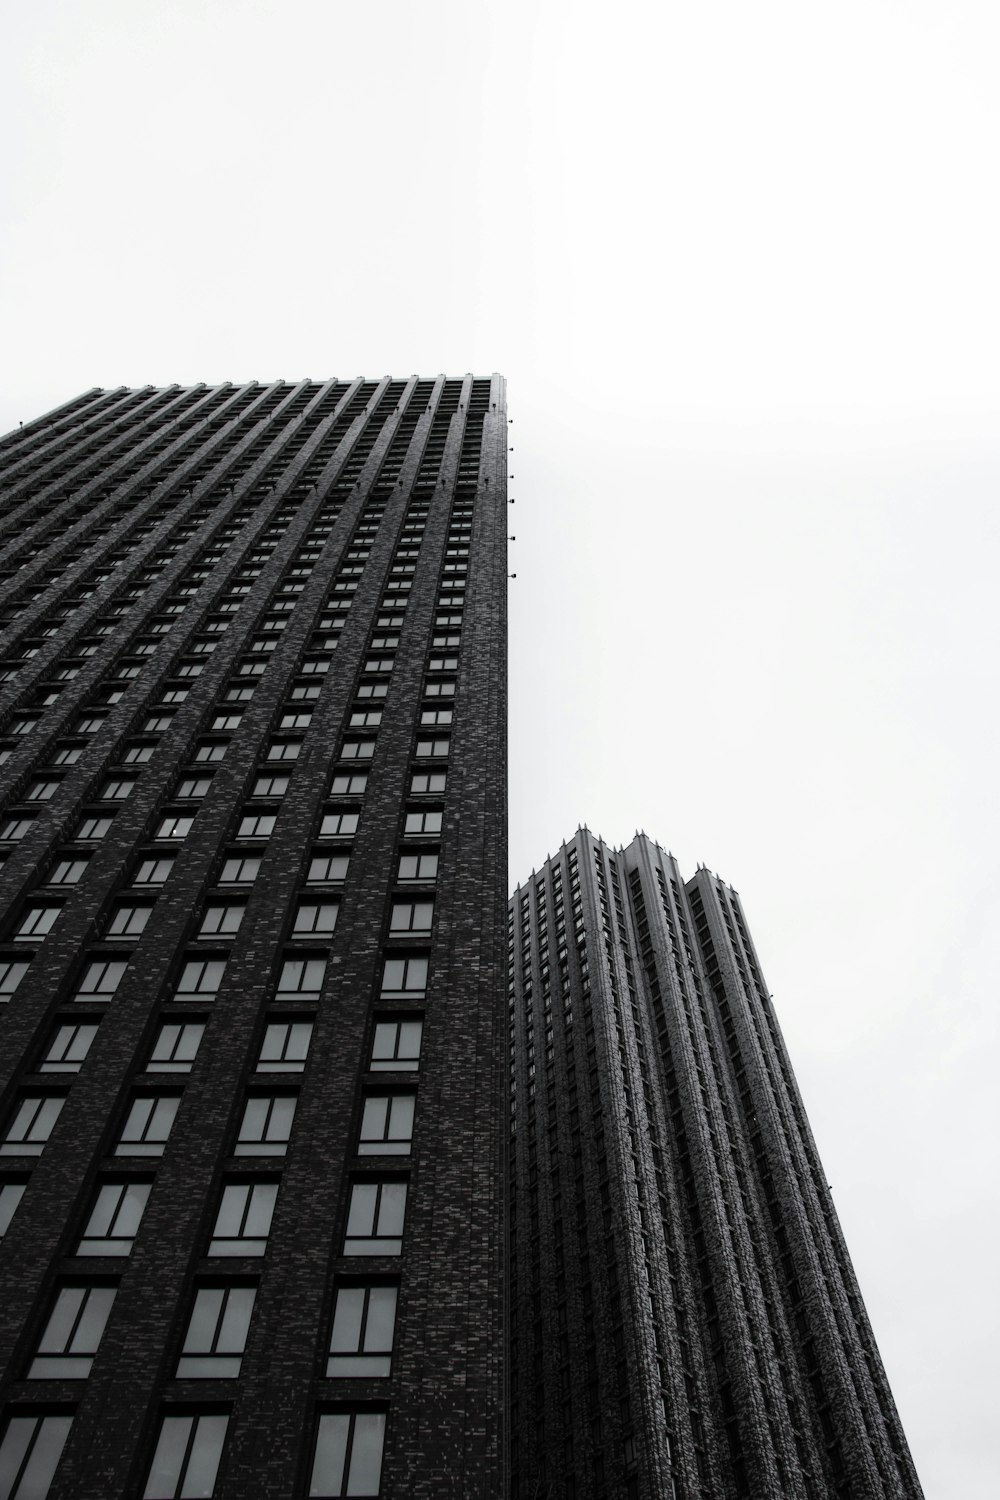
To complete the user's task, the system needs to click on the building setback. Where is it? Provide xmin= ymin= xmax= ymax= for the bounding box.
xmin=508 ymin=830 xmax=922 ymax=1500
xmin=0 ymin=376 xmax=507 ymax=1499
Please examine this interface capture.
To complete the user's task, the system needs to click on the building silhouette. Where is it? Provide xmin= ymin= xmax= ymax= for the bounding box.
xmin=507 ymin=830 xmax=922 ymax=1500
xmin=0 ymin=376 xmax=507 ymax=1499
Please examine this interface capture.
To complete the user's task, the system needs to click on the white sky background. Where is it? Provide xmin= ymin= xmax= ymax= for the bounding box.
xmin=2 ymin=1 xmax=998 ymax=1491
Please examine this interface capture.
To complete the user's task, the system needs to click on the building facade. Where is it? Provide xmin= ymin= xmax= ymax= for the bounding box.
xmin=0 ymin=375 xmax=507 ymax=1499
xmin=508 ymin=830 xmax=922 ymax=1500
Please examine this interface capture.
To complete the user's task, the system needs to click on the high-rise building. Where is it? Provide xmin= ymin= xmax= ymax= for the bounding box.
xmin=507 ymin=830 xmax=922 ymax=1500
xmin=0 ymin=376 xmax=507 ymax=1500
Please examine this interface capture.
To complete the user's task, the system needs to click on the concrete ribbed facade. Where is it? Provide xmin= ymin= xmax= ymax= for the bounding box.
xmin=508 ymin=830 xmax=921 ymax=1500
xmin=0 ymin=376 xmax=507 ymax=1498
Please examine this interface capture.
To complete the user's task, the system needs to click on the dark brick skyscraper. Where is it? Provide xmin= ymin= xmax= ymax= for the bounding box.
xmin=0 ymin=376 xmax=507 ymax=1499
xmin=508 ymin=831 xmax=922 ymax=1500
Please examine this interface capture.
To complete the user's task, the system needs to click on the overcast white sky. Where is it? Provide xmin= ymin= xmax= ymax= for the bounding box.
xmin=2 ymin=2 xmax=998 ymax=1492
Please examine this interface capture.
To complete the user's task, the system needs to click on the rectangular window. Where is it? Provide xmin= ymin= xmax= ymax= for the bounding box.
xmin=415 ymin=737 xmax=450 ymax=758
xmin=344 ymin=1180 xmax=407 ymax=1256
xmin=143 ymin=1413 xmax=228 ymax=1500
xmin=267 ymin=739 xmax=301 ymax=761
xmin=403 ymin=809 xmax=442 ymax=836
xmin=74 ymin=957 xmax=128 ymax=1002
xmin=177 ymin=1286 xmax=256 ymax=1378
xmin=252 ymin=775 xmax=288 ymax=798
xmin=28 ymin=780 xmax=61 ymax=801
xmin=108 ymin=905 xmax=152 ymax=938
xmin=389 ymin=901 xmax=433 ymax=936
xmin=41 ymin=1022 xmax=99 ymax=1072
xmin=0 ymin=958 xmax=30 ymax=1002
xmin=293 ymin=901 xmax=338 ymax=937
xmin=319 ymin=811 xmax=358 ymax=839
xmin=209 ymin=1181 xmax=278 ymax=1256
xmin=16 ymin=905 xmax=61 ymax=940
xmin=307 ymin=854 xmax=349 ymax=884
xmin=219 ymin=856 xmax=261 ymax=884
xmin=198 ymin=904 xmax=245 ymax=937
xmin=176 ymin=778 xmax=212 ymax=799
xmin=237 ymin=813 xmax=275 ymax=839
xmin=102 ymin=779 xmax=134 ymax=801
xmin=397 ymin=852 xmax=438 ymax=883
xmin=370 ymin=1020 xmax=423 ymax=1072
xmin=0 ymin=1181 xmax=27 ymax=1237
xmin=148 ymin=1023 xmax=205 ymax=1073
xmin=116 ymin=1096 xmax=180 ymax=1157
xmin=276 ymin=955 xmax=326 ymax=1001
xmin=0 ymin=1414 xmax=73 ymax=1498
xmin=410 ymin=772 xmax=446 ymax=795
xmin=195 ymin=742 xmax=227 ymax=763
xmin=1 ymin=816 xmax=35 ymax=841
xmin=48 ymin=857 xmax=89 ymax=885
xmin=155 ymin=815 xmax=194 ymax=840
xmin=358 ymin=1095 xmax=415 ymax=1156
xmin=327 ymin=1285 xmax=397 ymax=1377
xmin=339 ymin=739 xmax=375 ymax=762
xmin=29 ymin=1284 xmax=116 ymax=1377
xmin=234 ymin=1096 xmax=297 ymax=1156
xmin=380 ymin=956 xmax=428 ymax=998
xmin=78 ymin=1180 xmax=151 ymax=1256
xmin=134 ymin=856 xmax=175 ymax=885
xmin=175 ymin=957 xmax=226 ymax=1001
xmin=257 ymin=1022 xmax=312 ymax=1072
xmin=1 ymin=1096 xmax=65 ymax=1155
xmin=419 ymin=708 xmax=452 ymax=726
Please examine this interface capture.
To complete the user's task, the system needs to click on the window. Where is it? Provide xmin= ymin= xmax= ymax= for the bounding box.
xmin=0 ymin=958 xmax=30 ymax=1002
xmin=219 ymin=856 xmax=260 ymax=884
xmin=329 ymin=773 xmax=367 ymax=796
xmin=75 ymin=957 xmax=129 ymax=1002
xmin=212 ymin=715 xmax=242 ymax=732
xmin=102 ymin=778 xmax=134 ymax=800
xmin=327 ymin=1286 xmax=397 ymax=1377
xmin=0 ymin=1181 xmax=27 ymax=1237
xmin=307 ymin=854 xmax=349 ymax=884
xmin=135 ymin=856 xmax=175 ymax=885
xmin=143 ymin=1414 xmax=228 ymax=1500
xmin=380 ymin=956 xmax=428 ymax=998
xmin=29 ymin=1284 xmax=116 ymax=1377
xmin=1 ymin=1097 xmax=65 ymax=1154
xmin=257 ymin=1022 xmax=312 ymax=1072
xmin=397 ymin=852 xmax=438 ymax=883
xmin=276 ymin=956 xmax=326 ymax=1001
xmin=0 ymin=1414 xmax=73 ymax=1499
xmin=15 ymin=905 xmax=61 ymax=940
xmin=349 ymin=710 xmax=381 ymax=729
xmin=124 ymin=744 xmax=155 ymax=764
xmin=403 ymin=809 xmax=442 ymax=836
xmin=108 ymin=904 xmax=152 ymax=938
xmin=389 ymin=901 xmax=433 ymax=936
xmin=267 ymin=739 xmax=301 ymax=762
xmin=78 ymin=1180 xmax=151 ymax=1256
xmin=176 ymin=777 xmax=212 ymax=799
xmin=252 ymin=774 xmax=288 ymax=798
xmin=209 ymin=1181 xmax=278 ymax=1256
xmin=419 ymin=708 xmax=452 ymax=726
xmin=116 ymin=1096 xmax=180 ymax=1156
xmin=155 ymin=815 xmax=194 ymax=840
xmin=177 ymin=1286 xmax=256 ymax=1378
xmin=198 ymin=904 xmax=245 ymax=937
xmin=148 ymin=1023 xmax=205 ymax=1072
xmin=293 ymin=901 xmax=338 ymax=937
xmin=237 ymin=813 xmax=275 ymax=839
xmin=410 ymin=772 xmax=446 ymax=795
xmin=422 ymin=680 xmax=455 ymax=698
xmin=76 ymin=814 xmax=114 ymax=840
xmin=1 ymin=816 xmax=35 ymax=841
xmin=339 ymin=739 xmax=375 ymax=763
xmin=41 ymin=1022 xmax=99 ymax=1072
xmin=279 ymin=712 xmax=311 ymax=730
xmin=319 ymin=812 xmax=358 ymax=839
xmin=176 ymin=957 xmax=227 ymax=1001
xmin=28 ymin=780 xmax=60 ymax=801
xmin=194 ymin=741 xmax=227 ymax=763
xmin=234 ymin=1096 xmax=297 ymax=1155
xmin=48 ymin=856 xmax=89 ymax=885
xmin=358 ymin=1095 xmax=415 ymax=1156
xmin=415 ymin=736 xmax=450 ymax=758
xmin=370 ymin=1021 xmax=422 ymax=1072
xmin=344 ymin=1180 xmax=407 ymax=1255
